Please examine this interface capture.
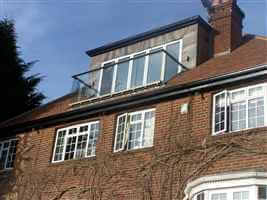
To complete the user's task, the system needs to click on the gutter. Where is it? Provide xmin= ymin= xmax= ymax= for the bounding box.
xmin=1 ymin=64 xmax=267 ymax=135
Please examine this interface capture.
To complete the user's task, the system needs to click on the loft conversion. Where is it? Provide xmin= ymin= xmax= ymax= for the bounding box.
xmin=72 ymin=40 xmax=183 ymax=104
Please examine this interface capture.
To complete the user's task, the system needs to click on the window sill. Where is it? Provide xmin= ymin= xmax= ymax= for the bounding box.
xmin=114 ymin=146 xmax=154 ymax=156
xmin=211 ymin=126 xmax=267 ymax=139
xmin=49 ymin=156 xmax=96 ymax=167
xmin=0 ymin=168 xmax=13 ymax=175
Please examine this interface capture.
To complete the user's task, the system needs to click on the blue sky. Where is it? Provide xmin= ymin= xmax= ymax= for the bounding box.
xmin=1 ymin=0 xmax=266 ymax=103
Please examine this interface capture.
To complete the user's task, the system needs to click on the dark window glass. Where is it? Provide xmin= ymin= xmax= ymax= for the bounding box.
xmin=100 ymin=62 xmax=115 ymax=95
xmin=164 ymin=42 xmax=180 ymax=81
xmin=115 ymin=58 xmax=130 ymax=92
xmin=131 ymin=53 xmax=145 ymax=88
xmin=147 ymin=48 xmax=163 ymax=84
xmin=259 ymin=186 xmax=267 ymax=199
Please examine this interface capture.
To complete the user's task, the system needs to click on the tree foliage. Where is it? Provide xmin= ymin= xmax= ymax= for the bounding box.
xmin=0 ymin=18 xmax=45 ymax=122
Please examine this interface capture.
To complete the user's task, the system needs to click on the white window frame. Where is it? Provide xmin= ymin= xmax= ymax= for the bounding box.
xmin=0 ymin=138 xmax=18 ymax=170
xmin=114 ymin=108 xmax=155 ymax=152
xmin=207 ymin=186 xmax=256 ymax=200
xmin=52 ymin=121 xmax=100 ymax=163
xmin=96 ymin=39 xmax=183 ymax=97
xmin=212 ymin=83 xmax=267 ymax=135
xmin=213 ymin=90 xmax=228 ymax=135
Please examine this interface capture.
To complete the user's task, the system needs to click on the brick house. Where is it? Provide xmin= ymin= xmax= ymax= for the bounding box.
xmin=0 ymin=0 xmax=267 ymax=199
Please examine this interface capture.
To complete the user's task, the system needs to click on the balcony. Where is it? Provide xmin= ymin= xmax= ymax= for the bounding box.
xmin=71 ymin=46 xmax=187 ymax=107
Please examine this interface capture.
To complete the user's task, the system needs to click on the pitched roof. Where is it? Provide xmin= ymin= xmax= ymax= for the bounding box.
xmin=168 ymin=35 xmax=267 ymax=86
xmin=1 ymin=35 xmax=266 ymax=134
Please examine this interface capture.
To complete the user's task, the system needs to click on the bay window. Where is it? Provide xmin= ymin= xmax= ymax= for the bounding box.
xmin=114 ymin=109 xmax=155 ymax=152
xmin=186 ymin=171 xmax=267 ymax=200
xmin=0 ymin=139 xmax=18 ymax=170
xmin=52 ymin=121 xmax=100 ymax=163
xmin=213 ymin=84 xmax=267 ymax=135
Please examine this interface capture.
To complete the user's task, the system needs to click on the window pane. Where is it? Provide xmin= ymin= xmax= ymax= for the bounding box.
xmin=249 ymin=86 xmax=263 ymax=97
xmin=64 ymin=136 xmax=77 ymax=160
xmin=79 ymin=70 xmax=101 ymax=99
xmin=131 ymin=53 xmax=145 ymax=88
xmin=197 ymin=193 xmax=205 ymax=200
xmin=164 ymin=42 xmax=180 ymax=81
xmin=115 ymin=115 xmax=126 ymax=151
xmin=142 ymin=111 xmax=155 ymax=147
xmin=214 ymin=92 xmax=227 ymax=133
xmin=6 ymin=140 xmax=18 ymax=169
xmin=68 ymin=128 xmax=77 ymax=135
xmin=248 ymin=97 xmax=264 ymax=128
xmin=231 ymin=90 xmax=245 ymax=101
xmin=115 ymin=58 xmax=130 ymax=92
xmin=147 ymin=49 xmax=163 ymax=84
xmin=211 ymin=193 xmax=227 ymax=200
xmin=233 ymin=191 xmax=249 ymax=200
xmin=100 ymin=63 xmax=115 ymax=95
xmin=54 ymin=130 xmax=66 ymax=161
xmin=231 ymin=101 xmax=247 ymax=131
xmin=0 ymin=149 xmax=8 ymax=170
xmin=87 ymin=123 xmax=100 ymax=156
xmin=259 ymin=186 xmax=267 ymax=200
xmin=76 ymin=134 xmax=88 ymax=159
xmin=128 ymin=122 xmax=142 ymax=150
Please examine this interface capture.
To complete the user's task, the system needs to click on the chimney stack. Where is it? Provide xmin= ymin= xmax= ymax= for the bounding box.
xmin=203 ymin=0 xmax=245 ymax=57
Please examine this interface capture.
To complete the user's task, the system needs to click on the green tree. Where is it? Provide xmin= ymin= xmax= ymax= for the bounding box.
xmin=0 ymin=18 xmax=45 ymax=122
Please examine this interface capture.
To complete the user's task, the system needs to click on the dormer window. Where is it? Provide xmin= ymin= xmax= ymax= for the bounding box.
xmin=72 ymin=40 xmax=182 ymax=103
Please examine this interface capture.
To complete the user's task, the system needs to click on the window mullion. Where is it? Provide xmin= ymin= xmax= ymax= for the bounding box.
xmin=264 ymin=86 xmax=267 ymax=126
xmin=124 ymin=114 xmax=130 ymax=150
xmin=4 ymin=141 xmax=10 ymax=169
xmin=52 ymin=131 xmax=60 ymax=162
xmin=127 ymin=57 xmax=133 ymax=89
xmin=85 ymin=124 xmax=90 ymax=158
xmin=73 ymin=127 xmax=80 ymax=159
xmin=228 ymin=92 xmax=232 ymax=132
xmin=0 ymin=142 xmax=2 ymax=161
xmin=140 ymin=112 xmax=146 ymax=148
xmin=98 ymin=68 xmax=104 ymax=96
xmin=62 ymin=130 xmax=69 ymax=162
xmin=246 ymin=89 xmax=249 ymax=129
xmin=143 ymin=50 xmax=149 ymax=86
xmin=112 ymin=63 xmax=118 ymax=93
xmin=160 ymin=46 xmax=166 ymax=81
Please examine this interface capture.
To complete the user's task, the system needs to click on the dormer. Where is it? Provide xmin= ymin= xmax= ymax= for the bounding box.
xmin=71 ymin=16 xmax=212 ymax=108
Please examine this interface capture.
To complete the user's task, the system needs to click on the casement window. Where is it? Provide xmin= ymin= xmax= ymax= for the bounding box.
xmin=0 ymin=139 xmax=18 ymax=170
xmin=52 ymin=121 xmax=100 ymax=163
xmin=213 ymin=84 xmax=267 ymax=135
xmin=114 ymin=109 xmax=155 ymax=152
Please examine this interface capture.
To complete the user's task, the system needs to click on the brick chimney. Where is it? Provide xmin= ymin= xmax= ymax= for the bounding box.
xmin=205 ymin=0 xmax=245 ymax=57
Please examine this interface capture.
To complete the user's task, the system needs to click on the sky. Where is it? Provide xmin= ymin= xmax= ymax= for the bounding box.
xmin=1 ymin=0 xmax=266 ymax=103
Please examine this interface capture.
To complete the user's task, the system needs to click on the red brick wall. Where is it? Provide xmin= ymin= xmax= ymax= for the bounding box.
xmin=1 ymin=79 xmax=267 ymax=200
